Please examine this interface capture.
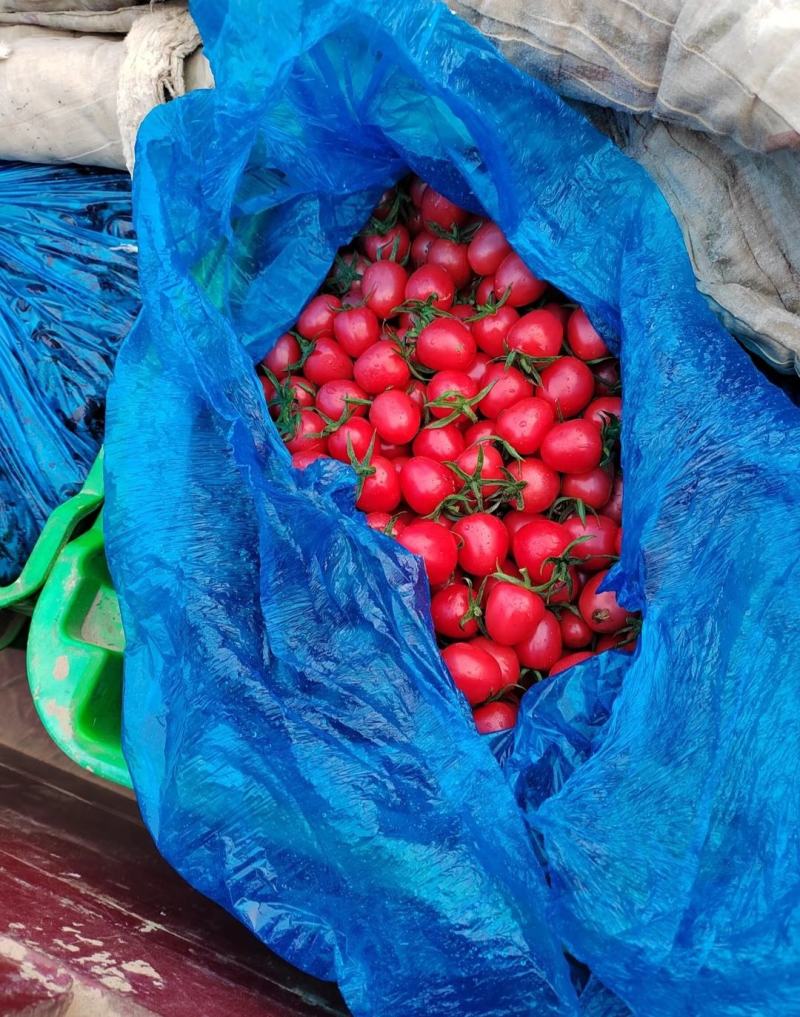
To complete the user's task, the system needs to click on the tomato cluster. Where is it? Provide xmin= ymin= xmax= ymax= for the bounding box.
xmin=260 ymin=176 xmax=639 ymax=734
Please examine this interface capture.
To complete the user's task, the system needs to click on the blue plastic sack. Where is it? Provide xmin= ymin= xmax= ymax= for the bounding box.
xmin=0 ymin=162 xmax=138 ymax=584
xmin=104 ymin=1 xmax=800 ymax=1014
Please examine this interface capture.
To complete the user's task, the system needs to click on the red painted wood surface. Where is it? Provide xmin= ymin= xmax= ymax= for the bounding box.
xmin=0 ymin=744 xmax=347 ymax=1017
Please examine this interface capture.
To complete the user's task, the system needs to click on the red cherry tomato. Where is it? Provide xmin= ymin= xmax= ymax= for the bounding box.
xmin=297 ymin=295 xmax=341 ymax=340
xmin=593 ymin=359 xmax=620 ymax=395
xmin=614 ymin=527 xmax=623 ymax=556
xmin=515 ymin=611 xmax=562 ymax=671
xmin=536 ymin=357 xmax=595 ymax=418
xmin=561 ymin=467 xmax=613 ymax=510
xmin=441 ymin=642 xmax=503 ymax=705
xmin=549 ymin=651 xmax=594 ymax=676
xmin=426 ymin=370 xmax=478 ymax=421
xmin=327 ymin=417 xmax=376 ymax=462
xmin=421 ymin=188 xmax=469 ymax=231
xmin=596 ymin=631 xmax=636 ymax=654
xmin=472 ymin=305 xmax=519 ymax=357
xmin=263 ymin=333 xmax=301 ymax=378
xmin=362 ymin=223 xmax=410 ymax=262
xmin=540 ymin=420 xmax=602 ymax=474
xmin=287 ymin=377 xmax=316 ymax=409
xmin=405 ymin=264 xmax=455 ymax=310
xmin=353 ymin=341 xmax=410 ymax=393
xmin=409 ymin=176 xmax=428 ymax=207
xmin=563 ymin=514 xmax=619 ymax=572
xmin=406 ymin=379 xmax=427 ymax=410
xmin=303 ymin=338 xmax=353 ymax=385
xmin=512 ymin=518 xmax=570 ymax=583
xmin=361 ymin=261 xmax=407 ymax=319
xmin=428 ymin=238 xmax=471 ymax=290
xmin=398 ymin=520 xmax=458 ymax=587
xmin=416 ymin=319 xmax=476 ymax=371
xmin=494 ymin=253 xmax=547 ymax=307
xmin=472 ymin=637 xmax=520 ymax=685
xmin=465 ymin=352 xmax=490 ymax=385
xmin=507 ymin=459 xmax=560 ymax=513
xmin=452 ymin=443 xmax=505 ymax=499
xmin=578 ymin=570 xmax=629 ymax=633
xmin=468 ymin=222 xmax=512 ymax=276
xmin=291 ymin=449 xmax=326 ymax=469
xmin=369 ymin=389 xmax=421 ymax=445
xmin=504 ymin=510 xmax=537 ymax=540
xmin=485 ymin=582 xmax=545 ymax=646
xmin=451 ymin=513 xmax=509 ymax=577
xmin=473 ymin=700 xmax=518 ymax=734
xmin=315 ymin=380 xmax=368 ymax=421
xmin=477 ymin=363 xmax=533 ymax=418
xmin=566 ymin=308 xmax=609 ymax=361
xmin=332 ymin=306 xmax=380 ymax=358
xmin=400 ymin=457 xmax=456 ymax=515
xmin=430 ymin=581 xmax=479 ymax=639
xmin=496 ymin=397 xmax=555 ymax=455
xmin=542 ymin=302 xmax=571 ymax=327
xmin=604 ymin=473 xmax=623 ymax=524
xmin=410 ymin=230 xmax=436 ymax=266
xmin=506 ymin=309 xmax=563 ymax=358
xmin=475 ymin=275 xmax=495 ymax=304
xmin=463 ymin=420 xmax=496 ymax=446
xmin=286 ymin=409 xmax=326 ymax=454
xmin=546 ymin=566 xmax=582 ymax=607
xmin=559 ymin=611 xmax=593 ymax=649
xmin=584 ymin=396 xmax=621 ymax=428
xmin=412 ymin=423 xmax=465 ymax=462
xmin=356 ymin=455 xmax=401 ymax=513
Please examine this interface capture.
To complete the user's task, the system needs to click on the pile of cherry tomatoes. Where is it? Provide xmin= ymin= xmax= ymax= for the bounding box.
xmin=260 ymin=176 xmax=638 ymax=734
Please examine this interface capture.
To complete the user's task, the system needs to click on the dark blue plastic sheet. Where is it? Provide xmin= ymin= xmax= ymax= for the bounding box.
xmin=0 ymin=162 xmax=138 ymax=584
xmin=105 ymin=1 xmax=800 ymax=1014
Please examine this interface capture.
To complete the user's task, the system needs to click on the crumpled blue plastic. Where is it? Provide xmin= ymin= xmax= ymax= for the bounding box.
xmin=0 ymin=162 xmax=138 ymax=585
xmin=104 ymin=1 xmax=800 ymax=1014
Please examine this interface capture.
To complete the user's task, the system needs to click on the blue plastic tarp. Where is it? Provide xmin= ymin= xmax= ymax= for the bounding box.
xmin=104 ymin=1 xmax=800 ymax=1014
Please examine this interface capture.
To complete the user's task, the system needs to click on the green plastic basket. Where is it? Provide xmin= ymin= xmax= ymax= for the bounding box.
xmin=25 ymin=463 xmax=131 ymax=788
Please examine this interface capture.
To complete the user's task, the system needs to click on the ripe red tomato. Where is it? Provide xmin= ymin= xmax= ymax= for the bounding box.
xmin=400 ymin=456 xmax=456 ymax=515
xmin=614 ymin=527 xmax=622 ymax=556
xmin=316 ymin=379 xmax=369 ymax=420
xmin=562 ymin=514 xmax=619 ymax=571
xmin=332 ymin=306 xmax=380 ymax=358
xmin=297 ymin=295 xmax=341 ymax=340
xmin=506 ymin=309 xmax=563 ymax=359
xmin=463 ymin=420 xmax=496 ymax=446
xmin=549 ymin=651 xmax=594 ymax=676
xmin=542 ymin=302 xmax=571 ymax=327
xmin=507 ymin=459 xmax=560 ymax=513
xmin=327 ymin=417 xmax=376 ymax=462
xmin=452 ymin=513 xmax=509 ymax=577
xmin=416 ymin=319 xmax=476 ymax=372
xmin=468 ymin=222 xmax=511 ymax=276
xmin=428 ymin=239 xmax=471 ymax=290
xmin=412 ymin=423 xmax=465 ymax=462
xmin=426 ymin=370 xmax=478 ymax=421
xmin=409 ymin=176 xmax=428 ymax=207
xmin=475 ymin=275 xmax=495 ymax=304
xmin=496 ymin=397 xmax=555 ymax=455
xmin=398 ymin=520 xmax=458 ymax=586
xmin=494 ymin=253 xmax=546 ymax=307
xmin=473 ymin=700 xmax=518 ymax=734
xmin=561 ymin=467 xmax=612 ymax=510
xmin=578 ymin=570 xmax=629 ymax=633
xmin=472 ymin=637 xmax=520 ymax=685
xmin=369 ymin=389 xmax=421 ymax=445
xmin=362 ymin=223 xmax=410 ymax=262
xmin=356 ymin=455 xmax=401 ymax=513
xmin=353 ymin=341 xmax=410 ymax=393
xmin=386 ymin=451 xmax=411 ymax=470
xmin=287 ymin=377 xmax=317 ymax=409
xmin=504 ymin=510 xmax=537 ymax=540
xmin=536 ymin=357 xmax=595 ymax=418
xmin=596 ymin=631 xmax=636 ymax=654
xmin=430 ymin=581 xmax=479 ymax=639
xmin=512 ymin=518 xmax=570 ymax=583
xmin=465 ymin=352 xmax=490 ymax=385
xmin=441 ymin=642 xmax=503 ymax=705
xmin=405 ymin=264 xmax=455 ymax=309
xmin=477 ymin=363 xmax=533 ymax=418
xmin=410 ymin=230 xmax=436 ymax=266
xmin=593 ymin=359 xmax=620 ymax=395
xmin=485 ymin=582 xmax=545 ymax=645
xmin=540 ymin=420 xmax=602 ymax=473
xmin=421 ymin=188 xmax=469 ymax=231
xmin=566 ymin=308 xmax=609 ymax=360
xmin=604 ymin=473 xmax=623 ymax=523
xmin=559 ymin=611 xmax=593 ymax=648
xmin=361 ymin=261 xmax=407 ymax=319
xmin=472 ymin=304 xmax=519 ymax=357
xmin=263 ymin=333 xmax=301 ymax=378
xmin=291 ymin=448 xmax=326 ymax=469
xmin=515 ymin=611 xmax=562 ymax=671
xmin=583 ymin=396 xmax=621 ymax=428
xmin=286 ymin=409 xmax=326 ymax=454
xmin=303 ymin=338 xmax=353 ymax=385
xmin=406 ymin=379 xmax=427 ymax=410
xmin=453 ymin=443 xmax=505 ymax=498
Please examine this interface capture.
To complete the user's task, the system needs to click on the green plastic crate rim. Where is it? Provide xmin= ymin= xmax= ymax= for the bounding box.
xmin=26 ymin=473 xmax=132 ymax=789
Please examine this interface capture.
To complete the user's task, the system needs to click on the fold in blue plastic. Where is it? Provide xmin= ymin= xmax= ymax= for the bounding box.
xmin=105 ymin=1 xmax=800 ymax=1014
xmin=0 ymin=163 xmax=138 ymax=584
